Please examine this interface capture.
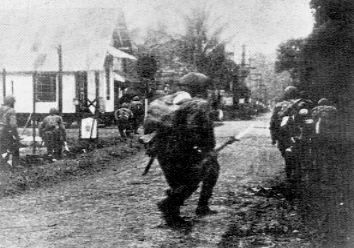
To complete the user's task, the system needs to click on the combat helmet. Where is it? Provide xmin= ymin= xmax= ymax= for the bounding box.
xmin=121 ymin=102 xmax=130 ymax=108
xmin=3 ymin=95 xmax=15 ymax=107
xmin=132 ymin=96 xmax=140 ymax=101
xmin=178 ymin=72 xmax=211 ymax=98
xmin=318 ymin=98 xmax=330 ymax=106
xmin=49 ymin=107 xmax=59 ymax=115
xmin=283 ymin=86 xmax=298 ymax=100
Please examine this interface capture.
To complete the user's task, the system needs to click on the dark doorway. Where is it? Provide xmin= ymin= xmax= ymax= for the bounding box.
xmin=75 ymin=72 xmax=88 ymax=112
xmin=114 ymin=81 xmax=120 ymax=109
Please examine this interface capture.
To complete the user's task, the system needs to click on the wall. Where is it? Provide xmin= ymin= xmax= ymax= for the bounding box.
xmin=3 ymin=73 xmax=76 ymax=114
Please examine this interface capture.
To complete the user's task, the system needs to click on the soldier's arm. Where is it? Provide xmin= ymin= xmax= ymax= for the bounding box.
xmin=39 ymin=117 xmax=48 ymax=136
xmin=129 ymin=109 xmax=134 ymax=119
xmin=7 ymin=109 xmax=20 ymax=139
xmin=7 ymin=109 xmax=17 ymax=129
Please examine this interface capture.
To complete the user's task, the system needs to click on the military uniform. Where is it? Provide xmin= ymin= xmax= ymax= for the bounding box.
xmin=39 ymin=109 xmax=66 ymax=160
xmin=312 ymin=105 xmax=337 ymax=141
xmin=0 ymin=96 xmax=20 ymax=166
xmin=130 ymin=97 xmax=144 ymax=134
xmin=311 ymin=99 xmax=338 ymax=182
xmin=143 ymin=72 xmax=219 ymax=227
xmin=115 ymin=105 xmax=134 ymax=139
xmin=270 ymin=99 xmax=298 ymax=157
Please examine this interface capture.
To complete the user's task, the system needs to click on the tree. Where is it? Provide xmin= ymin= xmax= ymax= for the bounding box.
xmin=297 ymin=0 xmax=354 ymax=104
xmin=310 ymin=0 xmax=354 ymax=27
xmin=275 ymin=38 xmax=306 ymax=85
xmin=136 ymin=55 xmax=158 ymax=80
xmin=174 ymin=7 xmax=239 ymax=91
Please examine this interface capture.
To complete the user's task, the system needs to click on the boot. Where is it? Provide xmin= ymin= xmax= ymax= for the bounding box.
xmin=157 ymin=199 xmax=190 ymax=228
xmin=196 ymin=205 xmax=218 ymax=216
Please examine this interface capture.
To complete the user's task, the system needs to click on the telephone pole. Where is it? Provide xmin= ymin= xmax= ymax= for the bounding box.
xmin=57 ymin=45 xmax=63 ymax=114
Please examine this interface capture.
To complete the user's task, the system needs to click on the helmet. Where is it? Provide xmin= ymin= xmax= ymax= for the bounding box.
xmin=3 ymin=95 xmax=15 ymax=107
xmin=283 ymin=86 xmax=298 ymax=100
xmin=132 ymin=96 xmax=140 ymax=101
xmin=49 ymin=108 xmax=59 ymax=115
xmin=121 ymin=102 xmax=129 ymax=108
xmin=178 ymin=72 xmax=211 ymax=97
xmin=318 ymin=98 xmax=330 ymax=106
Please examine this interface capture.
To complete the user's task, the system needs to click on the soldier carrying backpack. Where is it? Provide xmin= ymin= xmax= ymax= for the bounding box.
xmin=39 ymin=108 xmax=67 ymax=161
xmin=270 ymin=86 xmax=300 ymax=157
xmin=141 ymin=72 xmax=220 ymax=228
xmin=115 ymin=102 xmax=134 ymax=139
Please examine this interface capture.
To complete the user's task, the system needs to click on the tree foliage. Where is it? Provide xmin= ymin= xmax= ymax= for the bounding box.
xmin=297 ymin=0 xmax=354 ymax=105
xmin=274 ymin=0 xmax=354 ymax=108
xmin=136 ymin=55 xmax=158 ymax=80
xmin=275 ymin=39 xmax=306 ymax=84
xmin=310 ymin=0 xmax=354 ymax=27
xmin=134 ymin=7 xmax=239 ymax=92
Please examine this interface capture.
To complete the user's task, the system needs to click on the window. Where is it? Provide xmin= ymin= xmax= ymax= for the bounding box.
xmin=36 ymin=73 xmax=56 ymax=102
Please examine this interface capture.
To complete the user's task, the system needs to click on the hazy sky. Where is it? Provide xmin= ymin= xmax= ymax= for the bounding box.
xmin=0 ymin=0 xmax=314 ymax=61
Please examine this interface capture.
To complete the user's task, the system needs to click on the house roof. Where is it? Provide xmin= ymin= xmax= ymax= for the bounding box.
xmin=0 ymin=8 xmax=133 ymax=72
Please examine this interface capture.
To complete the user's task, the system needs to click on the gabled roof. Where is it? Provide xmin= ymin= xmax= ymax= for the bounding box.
xmin=0 ymin=8 xmax=133 ymax=72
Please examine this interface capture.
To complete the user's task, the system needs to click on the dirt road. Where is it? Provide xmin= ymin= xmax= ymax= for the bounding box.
xmin=0 ymin=114 xmax=310 ymax=248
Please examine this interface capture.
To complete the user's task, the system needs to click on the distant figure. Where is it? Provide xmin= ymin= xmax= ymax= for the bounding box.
xmin=129 ymin=96 xmax=144 ymax=134
xmin=0 ymin=95 xmax=20 ymax=166
xmin=115 ymin=103 xmax=134 ymax=139
xmin=39 ymin=108 xmax=67 ymax=161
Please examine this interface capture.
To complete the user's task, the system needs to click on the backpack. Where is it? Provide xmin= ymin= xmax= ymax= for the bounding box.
xmin=143 ymin=91 xmax=192 ymax=134
xmin=130 ymin=101 xmax=144 ymax=116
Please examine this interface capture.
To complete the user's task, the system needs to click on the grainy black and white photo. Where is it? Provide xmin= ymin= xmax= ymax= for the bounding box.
xmin=0 ymin=0 xmax=353 ymax=247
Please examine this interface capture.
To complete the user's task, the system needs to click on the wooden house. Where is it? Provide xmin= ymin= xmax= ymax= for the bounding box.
xmin=0 ymin=8 xmax=136 ymax=125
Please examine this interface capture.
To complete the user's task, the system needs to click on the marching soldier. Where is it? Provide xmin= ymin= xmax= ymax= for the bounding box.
xmin=39 ymin=108 xmax=67 ymax=161
xmin=115 ymin=102 xmax=134 ymax=139
xmin=270 ymin=86 xmax=299 ymax=157
xmin=311 ymin=98 xmax=338 ymax=182
xmin=0 ymin=95 xmax=20 ymax=166
xmin=143 ymin=72 xmax=219 ymax=227
xmin=311 ymin=98 xmax=338 ymax=141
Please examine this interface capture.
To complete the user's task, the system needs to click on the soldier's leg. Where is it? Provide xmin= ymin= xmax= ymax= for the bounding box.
xmin=197 ymin=154 xmax=220 ymax=216
xmin=157 ymin=183 xmax=199 ymax=227
xmin=117 ymin=122 xmax=126 ymax=138
xmin=157 ymin=158 xmax=199 ymax=226
xmin=44 ymin=132 xmax=54 ymax=158
xmin=52 ymin=130 xmax=63 ymax=159
xmin=11 ymin=145 xmax=19 ymax=167
xmin=131 ymin=118 xmax=138 ymax=133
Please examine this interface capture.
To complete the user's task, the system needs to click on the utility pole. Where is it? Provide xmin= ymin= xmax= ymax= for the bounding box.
xmin=32 ymin=72 xmax=37 ymax=155
xmin=236 ymin=45 xmax=254 ymax=105
xmin=57 ymin=45 xmax=63 ymax=113
xmin=2 ymin=68 xmax=6 ymax=98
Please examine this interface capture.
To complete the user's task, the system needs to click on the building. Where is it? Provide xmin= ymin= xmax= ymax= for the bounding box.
xmin=0 ymin=8 xmax=136 ymax=125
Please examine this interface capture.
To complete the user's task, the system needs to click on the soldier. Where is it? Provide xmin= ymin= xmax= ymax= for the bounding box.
xmin=115 ymin=102 xmax=134 ymax=139
xmin=39 ymin=108 xmax=67 ymax=161
xmin=311 ymin=98 xmax=338 ymax=140
xmin=0 ymin=95 xmax=20 ymax=166
xmin=129 ymin=96 xmax=144 ymax=134
xmin=311 ymin=98 xmax=338 ymax=182
xmin=143 ymin=72 xmax=219 ymax=227
xmin=270 ymin=86 xmax=299 ymax=157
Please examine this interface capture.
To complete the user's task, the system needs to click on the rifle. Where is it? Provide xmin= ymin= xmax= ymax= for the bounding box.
xmin=141 ymin=136 xmax=239 ymax=176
